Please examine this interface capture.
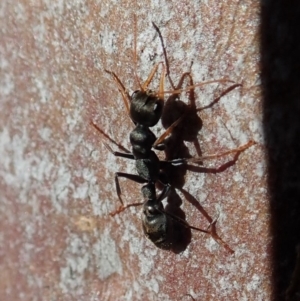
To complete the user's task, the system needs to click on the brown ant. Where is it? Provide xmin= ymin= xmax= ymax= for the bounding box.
xmin=92 ymin=19 xmax=255 ymax=252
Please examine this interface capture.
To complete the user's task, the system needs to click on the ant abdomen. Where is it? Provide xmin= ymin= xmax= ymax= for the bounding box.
xmin=142 ymin=203 xmax=187 ymax=251
xmin=142 ymin=201 xmax=169 ymax=246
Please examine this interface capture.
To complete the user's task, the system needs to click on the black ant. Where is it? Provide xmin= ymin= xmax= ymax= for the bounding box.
xmin=92 ymin=20 xmax=255 ymax=252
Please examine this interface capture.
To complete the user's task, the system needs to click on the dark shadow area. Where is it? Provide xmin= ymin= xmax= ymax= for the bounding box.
xmin=159 ymin=75 xmax=209 ymax=253
xmin=153 ymin=19 xmax=248 ymax=253
xmin=153 ymin=188 xmax=192 ymax=254
xmin=159 ymin=72 xmax=239 ymax=254
xmin=261 ymin=1 xmax=300 ymax=300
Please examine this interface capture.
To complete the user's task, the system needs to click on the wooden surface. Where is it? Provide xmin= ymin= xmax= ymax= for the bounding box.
xmin=1 ymin=0 xmax=289 ymax=300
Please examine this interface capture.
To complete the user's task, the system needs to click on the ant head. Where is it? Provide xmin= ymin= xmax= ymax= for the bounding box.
xmin=130 ymin=90 xmax=164 ymax=127
xmin=142 ymin=200 xmax=169 ymax=246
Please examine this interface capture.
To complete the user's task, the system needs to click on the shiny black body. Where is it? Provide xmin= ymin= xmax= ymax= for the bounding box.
xmin=109 ymin=88 xmax=182 ymax=248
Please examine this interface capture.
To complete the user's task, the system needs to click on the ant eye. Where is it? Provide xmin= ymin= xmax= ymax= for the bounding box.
xmin=153 ymin=102 xmax=161 ymax=112
xmin=146 ymin=89 xmax=153 ymax=95
xmin=132 ymin=90 xmax=140 ymax=98
xmin=147 ymin=206 xmax=156 ymax=214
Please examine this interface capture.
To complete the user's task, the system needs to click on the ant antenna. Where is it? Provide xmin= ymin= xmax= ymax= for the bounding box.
xmin=152 ymin=21 xmax=176 ymax=90
xmin=133 ymin=15 xmax=143 ymax=90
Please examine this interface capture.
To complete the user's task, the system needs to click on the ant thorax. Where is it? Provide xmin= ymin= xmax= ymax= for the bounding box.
xmin=135 ymin=152 xmax=160 ymax=181
xmin=130 ymin=124 xmax=156 ymax=157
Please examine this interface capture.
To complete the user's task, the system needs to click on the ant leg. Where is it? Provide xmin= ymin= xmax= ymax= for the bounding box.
xmin=188 ymin=151 xmax=242 ymax=174
xmin=156 ymin=175 xmax=221 ymax=242
xmin=153 ymin=72 xmax=193 ymax=148
xmin=141 ymin=62 xmax=165 ymax=91
xmin=174 ymin=72 xmax=193 ymax=91
xmin=157 ymin=208 xmax=210 ymax=235
xmin=185 ymin=140 xmax=256 ymax=163
xmin=161 ymin=78 xmax=236 ymax=96
xmin=153 ymin=72 xmax=195 ymax=147
xmin=154 ymin=72 xmax=219 ymax=148
xmin=162 ymin=140 xmax=256 ymax=167
xmin=154 ymin=75 xmax=241 ymax=148
xmin=156 ymin=181 xmax=210 ymax=235
xmin=157 ymin=172 xmax=171 ymax=201
xmin=179 ymin=188 xmax=234 ymax=253
xmin=110 ymin=172 xmax=147 ymax=217
xmin=91 ymin=121 xmax=132 ymax=156
xmin=169 ymin=75 xmax=241 ymax=111
xmin=104 ymin=69 xmax=131 ymax=114
xmin=103 ymin=142 xmax=134 ymax=160
xmin=196 ymin=83 xmax=242 ymax=111
xmin=153 ymin=112 xmax=187 ymax=147
xmin=208 ymin=217 xmax=235 ymax=254
xmin=141 ymin=180 xmax=171 ymax=204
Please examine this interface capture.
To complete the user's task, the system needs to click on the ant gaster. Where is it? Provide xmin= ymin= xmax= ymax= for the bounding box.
xmin=92 ymin=21 xmax=255 ymax=252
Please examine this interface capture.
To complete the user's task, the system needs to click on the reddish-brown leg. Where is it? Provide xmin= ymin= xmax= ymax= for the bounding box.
xmin=186 ymin=140 xmax=256 ymax=163
xmin=105 ymin=69 xmax=131 ymax=114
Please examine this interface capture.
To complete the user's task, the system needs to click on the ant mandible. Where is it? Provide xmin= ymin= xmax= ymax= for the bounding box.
xmin=92 ymin=18 xmax=255 ymax=252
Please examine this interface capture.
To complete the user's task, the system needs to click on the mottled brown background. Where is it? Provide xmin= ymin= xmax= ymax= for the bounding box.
xmin=1 ymin=0 xmax=299 ymax=300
